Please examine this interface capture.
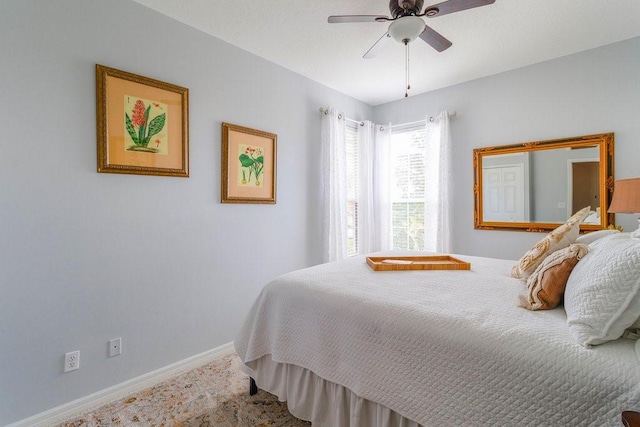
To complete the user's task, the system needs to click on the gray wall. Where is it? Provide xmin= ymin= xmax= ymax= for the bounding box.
xmin=374 ymin=36 xmax=640 ymax=258
xmin=0 ymin=0 xmax=372 ymax=424
xmin=530 ymin=147 xmax=599 ymax=222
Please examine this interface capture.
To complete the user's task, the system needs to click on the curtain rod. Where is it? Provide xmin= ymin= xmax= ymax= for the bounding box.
xmin=318 ymin=107 xmax=364 ymax=126
xmin=319 ymin=107 xmax=456 ymax=128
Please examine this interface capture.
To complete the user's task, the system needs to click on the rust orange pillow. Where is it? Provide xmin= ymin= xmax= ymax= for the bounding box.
xmin=519 ymin=243 xmax=589 ymax=310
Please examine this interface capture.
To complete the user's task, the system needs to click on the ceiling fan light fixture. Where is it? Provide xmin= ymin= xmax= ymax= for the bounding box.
xmin=388 ymin=16 xmax=425 ymax=43
xmin=425 ymin=7 xmax=439 ymax=17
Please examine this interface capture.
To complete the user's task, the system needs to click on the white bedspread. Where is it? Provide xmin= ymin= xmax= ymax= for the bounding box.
xmin=235 ymin=252 xmax=640 ymax=426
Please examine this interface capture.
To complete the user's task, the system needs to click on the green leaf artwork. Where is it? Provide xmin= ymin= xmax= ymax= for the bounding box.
xmin=238 ymin=145 xmax=264 ymax=187
xmin=147 ymin=114 xmax=166 ymax=140
xmin=124 ymin=96 xmax=168 ymax=154
xmin=125 ymin=114 xmax=139 ymax=145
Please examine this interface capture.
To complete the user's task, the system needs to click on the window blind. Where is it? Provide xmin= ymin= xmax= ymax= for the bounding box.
xmin=345 ymin=123 xmax=359 ymax=256
xmin=390 ymin=126 xmax=427 ymax=250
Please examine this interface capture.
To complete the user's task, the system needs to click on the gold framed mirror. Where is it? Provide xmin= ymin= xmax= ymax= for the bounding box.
xmin=473 ymin=133 xmax=614 ymax=232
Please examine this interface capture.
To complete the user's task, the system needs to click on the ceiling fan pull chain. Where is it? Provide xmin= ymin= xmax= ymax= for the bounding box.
xmin=405 ymin=40 xmax=410 ymax=97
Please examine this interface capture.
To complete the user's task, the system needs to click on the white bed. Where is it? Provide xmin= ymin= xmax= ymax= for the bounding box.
xmin=234 ymin=251 xmax=640 ymax=426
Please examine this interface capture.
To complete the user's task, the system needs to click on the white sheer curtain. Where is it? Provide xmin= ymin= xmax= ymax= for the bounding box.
xmin=424 ymin=111 xmax=453 ymax=253
xmin=321 ymin=107 xmax=347 ymax=262
xmin=357 ymin=121 xmax=392 ymax=253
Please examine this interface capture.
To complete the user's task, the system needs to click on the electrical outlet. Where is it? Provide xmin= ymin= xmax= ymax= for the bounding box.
xmin=108 ymin=337 xmax=122 ymax=357
xmin=64 ymin=351 xmax=80 ymax=372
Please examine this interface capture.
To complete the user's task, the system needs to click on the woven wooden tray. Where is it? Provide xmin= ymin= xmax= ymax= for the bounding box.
xmin=366 ymin=255 xmax=471 ymax=271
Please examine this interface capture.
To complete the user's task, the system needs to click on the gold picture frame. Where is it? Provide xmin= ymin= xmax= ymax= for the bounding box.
xmin=473 ymin=132 xmax=614 ymax=232
xmin=96 ymin=64 xmax=189 ymax=177
xmin=221 ymin=122 xmax=277 ymax=204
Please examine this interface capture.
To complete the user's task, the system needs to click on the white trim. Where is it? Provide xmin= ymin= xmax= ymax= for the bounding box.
xmin=390 ymin=111 xmax=457 ymax=131
xmin=7 ymin=342 xmax=236 ymax=427
xmin=391 ymin=120 xmax=426 ymax=133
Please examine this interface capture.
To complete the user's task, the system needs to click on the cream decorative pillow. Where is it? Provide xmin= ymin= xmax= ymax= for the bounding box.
xmin=510 ymin=206 xmax=589 ymax=280
xmin=511 ymin=220 xmax=580 ymax=279
xmin=564 ymin=233 xmax=640 ymax=347
xmin=518 ymin=243 xmax=588 ymax=310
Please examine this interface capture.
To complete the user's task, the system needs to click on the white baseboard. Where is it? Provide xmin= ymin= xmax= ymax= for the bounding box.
xmin=8 ymin=342 xmax=236 ymax=427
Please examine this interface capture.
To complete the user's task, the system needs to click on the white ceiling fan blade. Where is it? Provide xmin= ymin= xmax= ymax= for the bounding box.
xmin=328 ymin=15 xmax=389 ymax=23
xmin=424 ymin=0 xmax=496 ymax=17
xmin=363 ymin=32 xmax=392 ymax=59
xmin=419 ymin=24 xmax=452 ymax=52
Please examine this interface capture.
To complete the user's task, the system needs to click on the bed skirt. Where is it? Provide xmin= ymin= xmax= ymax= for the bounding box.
xmin=243 ymin=354 xmax=422 ymax=427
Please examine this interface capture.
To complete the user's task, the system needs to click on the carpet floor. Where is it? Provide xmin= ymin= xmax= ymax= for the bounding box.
xmin=58 ymin=352 xmax=310 ymax=426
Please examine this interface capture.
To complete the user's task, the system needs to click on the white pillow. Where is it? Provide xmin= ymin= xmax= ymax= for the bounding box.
xmin=575 ymin=229 xmax=620 ymax=245
xmin=567 ymin=206 xmax=591 ymax=225
xmin=582 ymin=211 xmax=600 ymax=224
xmin=564 ymin=233 xmax=640 ymax=347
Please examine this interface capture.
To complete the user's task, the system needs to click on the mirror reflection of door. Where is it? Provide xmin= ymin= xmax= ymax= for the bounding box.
xmin=482 ymin=165 xmax=525 ymax=222
xmin=572 ymin=161 xmax=599 ymax=218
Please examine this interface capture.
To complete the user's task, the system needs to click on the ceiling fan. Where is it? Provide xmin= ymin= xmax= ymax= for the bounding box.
xmin=328 ymin=0 xmax=496 ymax=96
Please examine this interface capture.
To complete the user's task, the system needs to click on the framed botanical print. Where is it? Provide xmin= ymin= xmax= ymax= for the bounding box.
xmin=96 ymin=64 xmax=189 ymax=177
xmin=221 ymin=122 xmax=277 ymax=204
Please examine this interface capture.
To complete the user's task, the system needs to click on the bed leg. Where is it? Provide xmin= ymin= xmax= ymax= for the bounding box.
xmin=249 ymin=377 xmax=258 ymax=395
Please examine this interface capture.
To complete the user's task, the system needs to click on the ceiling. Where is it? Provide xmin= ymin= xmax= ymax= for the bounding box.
xmin=131 ymin=0 xmax=640 ymax=106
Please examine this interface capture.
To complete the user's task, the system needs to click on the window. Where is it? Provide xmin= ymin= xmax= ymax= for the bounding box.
xmin=345 ymin=123 xmax=359 ymax=256
xmin=390 ymin=125 xmax=427 ymax=250
xmin=343 ymin=120 xmax=429 ymax=254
